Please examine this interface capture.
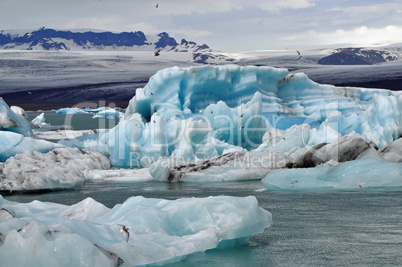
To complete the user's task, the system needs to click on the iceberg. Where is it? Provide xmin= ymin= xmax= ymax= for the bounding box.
xmin=262 ymin=149 xmax=402 ymax=190
xmin=0 ymin=131 xmax=63 ymax=162
xmin=71 ymin=65 xmax=402 ymax=174
xmin=85 ymin=168 xmax=153 ymax=182
xmin=0 ymin=147 xmax=110 ymax=192
xmin=31 ymin=112 xmax=49 ymax=128
xmin=56 ymin=107 xmax=124 ymax=116
xmin=0 ymin=195 xmax=271 ymax=266
xmin=0 ymin=98 xmax=33 ymax=137
xmin=92 ymin=109 xmax=124 ymax=119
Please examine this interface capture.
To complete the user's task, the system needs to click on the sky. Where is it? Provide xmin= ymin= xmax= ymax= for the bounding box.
xmin=1 ymin=0 xmax=402 ymax=52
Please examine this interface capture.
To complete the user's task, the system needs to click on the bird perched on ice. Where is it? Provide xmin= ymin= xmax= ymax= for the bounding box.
xmin=296 ymin=50 xmax=302 ymax=60
xmin=240 ymin=125 xmax=245 ymax=129
xmin=154 ymin=50 xmax=161 ymax=56
xmin=238 ymin=114 xmax=243 ymax=119
xmin=118 ymin=224 xmax=130 ymax=243
xmin=155 ymin=3 xmax=158 ymax=8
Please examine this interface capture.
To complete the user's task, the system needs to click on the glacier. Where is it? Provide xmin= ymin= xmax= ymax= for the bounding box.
xmin=0 ymin=195 xmax=271 ymax=266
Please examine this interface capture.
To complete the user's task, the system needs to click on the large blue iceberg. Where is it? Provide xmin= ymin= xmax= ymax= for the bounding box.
xmin=70 ymin=65 xmax=401 ymax=171
xmin=0 ymin=195 xmax=271 ymax=266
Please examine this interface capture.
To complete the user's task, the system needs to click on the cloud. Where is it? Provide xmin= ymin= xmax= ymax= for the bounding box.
xmin=65 ymin=17 xmax=126 ymax=32
xmin=328 ymin=3 xmax=402 ymax=26
xmin=283 ymin=25 xmax=402 ymax=47
xmin=168 ymin=29 xmax=216 ymax=38
xmin=128 ymin=23 xmax=159 ymax=34
xmin=152 ymin=0 xmax=243 ymax=15
xmin=259 ymin=0 xmax=316 ymax=14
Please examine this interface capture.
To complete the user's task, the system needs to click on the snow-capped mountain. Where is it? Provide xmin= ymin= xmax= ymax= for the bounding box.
xmin=318 ymin=47 xmax=401 ymax=65
xmin=0 ymin=27 xmax=235 ymax=64
xmin=0 ymin=28 xmax=184 ymax=51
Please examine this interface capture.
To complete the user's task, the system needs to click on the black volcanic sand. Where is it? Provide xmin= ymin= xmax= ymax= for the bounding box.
xmin=0 ymin=82 xmax=146 ymax=110
xmin=1 ymin=75 xmax=401 ymax=111
xmin=333 ymin=78 xmax=402 ymax=91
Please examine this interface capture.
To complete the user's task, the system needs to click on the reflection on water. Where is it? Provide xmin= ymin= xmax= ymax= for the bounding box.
xmin=3 ymin=180 xmax=402 ymax=266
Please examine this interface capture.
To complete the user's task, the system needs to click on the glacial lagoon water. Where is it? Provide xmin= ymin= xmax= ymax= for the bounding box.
xmin=8 ymin=112 xmax=402 ymax=266
xmin=4 ymin=181 xmax=402 ymax=267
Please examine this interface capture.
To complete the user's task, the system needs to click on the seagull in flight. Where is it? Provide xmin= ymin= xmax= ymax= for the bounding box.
xmin=238 ymin=114 xmax=243 ymax=119
xmin=296 ymin=50 xmax=302 ymax=60
xmin=240 ymin=125 xmax=245 ymax=129
xmin=118 ymin=224 xmax=130 ymax=243
xmin=27 ymin=33 xmax=35 ymax=38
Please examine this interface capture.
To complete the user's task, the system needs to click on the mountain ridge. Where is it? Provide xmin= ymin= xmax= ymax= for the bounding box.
xmin=0 ymin=28 xmax=196 ymax=51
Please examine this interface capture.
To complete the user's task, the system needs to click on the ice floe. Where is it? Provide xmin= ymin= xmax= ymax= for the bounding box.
xmin=262 ymin=149 xmax=402 ymax=190
xmin=0 ymin=195 xmax=271 ymax=266
xmin=0 ymin=147 xmax=110 ymax=192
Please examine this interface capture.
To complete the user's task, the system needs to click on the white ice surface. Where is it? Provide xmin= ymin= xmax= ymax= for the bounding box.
xmin=31 ymin=112 xmax=48 ymax=128
xmin=0 ymin=195 xmax=272 ymax=266
xmin=33 ymin=129 xmax=102 ymax=141
xmin=85 ymin=168 xmax=153 ymax=182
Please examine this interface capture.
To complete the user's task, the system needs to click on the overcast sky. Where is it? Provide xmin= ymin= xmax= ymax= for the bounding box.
xmin=1 ymin=0 xmax=402 ymax=51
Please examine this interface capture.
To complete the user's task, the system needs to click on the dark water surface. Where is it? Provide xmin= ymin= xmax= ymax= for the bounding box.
xmin=4 ymin=180 xmax=402 ymax=267
xmin=27 ymin=111 xmax=120 ymax=130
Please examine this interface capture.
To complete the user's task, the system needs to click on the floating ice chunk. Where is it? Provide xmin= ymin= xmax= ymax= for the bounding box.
xmin=56 ymin=107 xmax=91 ymax=114
xmin=0 ymin=195 xmax=271 ymax=266
xmin=150 ymin=150 xmax=293 ymax=182
xmin=0 ymin=131 xmax=63 ymax=162
xmin=33 ymin=129 xmax=102 ymax=141
xmin=85 ymin=168 xmax=153 ymax=182
xmin=56 ymin=107 xmax=124 ymax=115
xmin=262 ymin=149 xmax=402 ymax=190
xmin=31 ymin=112 xmax=49 ymax=128
xmin=0 ymin=98 xmax=33 ymax=136
xmin=0 ymin=147 xmax=110 ymax=192
xmin=92 ymin=109 xmax=123 ymax=119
